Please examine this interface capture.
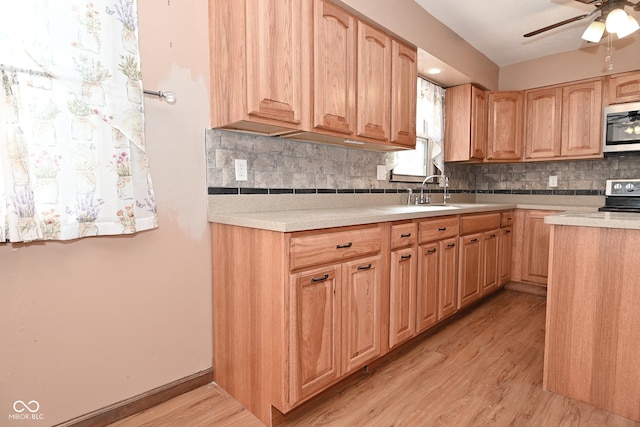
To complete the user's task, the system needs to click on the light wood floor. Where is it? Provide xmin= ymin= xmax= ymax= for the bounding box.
xmin=110 ymin=290 xmax=639 ymax=426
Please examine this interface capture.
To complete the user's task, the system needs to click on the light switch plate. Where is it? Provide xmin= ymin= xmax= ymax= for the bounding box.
xmin=548 ymin=175 xmax=558 ymax=188
xmin=376 ymin=165 xmax=387 ymax=181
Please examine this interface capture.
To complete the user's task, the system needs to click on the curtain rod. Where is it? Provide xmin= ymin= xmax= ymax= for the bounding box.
xmin=143 ymin=89 xmax=176 ymax=104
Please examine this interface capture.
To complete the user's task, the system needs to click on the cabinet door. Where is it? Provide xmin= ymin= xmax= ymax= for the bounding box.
xmin=522 ymin=211 xmax=553 ymax=285
xmin=290 ymin=265 xmax=340 ymax=403
xmin=487 ymin=91 xmax=523 ymax=161
xmin=524 ymin=87 xmax=562 ymax=159
xmin=498 ymin=226 xmax=513 ymax=286
xmin=561 ymin=79 xmax=602 ymax=158
xmin=313 ymin=0 xmax=356 ymax=136
xmin=342 ymin=255 xmax=382 ymax=374
xmin=388 ymin=247 xmax=416 ymax=349
xmin=245 ymin=0 xmax=305 ymax=125
xmin=607 ymin=71 xmax=640 ymax=104
xmin=439 ymin=238 xmax=458 ymax=320
xmin=357 ymin=22 xmax=391 ymax=143
xmin=470 ymin=85 xmax=488 ymax=160
xmin=416 ymin=243 xmax=438 ymax=333
xmin=445 ymin=84 xmax=486 ymax=161
xmin=390 ymin=40 xmax=417 ymax=148
xmin=482 ymin=229 xmax=500 ymax=295
xmin=458 ymin=233 xmax=483 ymax=309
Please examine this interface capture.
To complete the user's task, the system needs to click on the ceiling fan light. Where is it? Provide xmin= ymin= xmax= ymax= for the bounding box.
xmin=606 ymin=8 xmax=629 ymax=33
xmin=582 ymin=20 xmax=605 ymax=42
xmin=617 ymin=15 xmax=640 ymax=39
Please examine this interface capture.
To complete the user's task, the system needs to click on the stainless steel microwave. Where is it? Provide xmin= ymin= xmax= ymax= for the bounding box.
xmin=603 ymin=101 xmax=640 ymax=153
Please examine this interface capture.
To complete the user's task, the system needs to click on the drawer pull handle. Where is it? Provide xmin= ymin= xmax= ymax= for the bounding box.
xmin=400 ymin=233 xmax=412 ymax=238
xmin=447 ymin=243 xmax=456 ymax=248
xmin=505 ymin=230 xmax=511 ymax=234
xmin=311 ymin=274 xmax=330 ymax=283
xmin=506 ymin=217 xmax=513 ymax=221
xmin=490 ymin=234 xmax=496 ymax=238
xmin=427 ymin=248 xmax=437 ymax=254
xmin=400 ymin=255 xmax=412 ymax=260
xmin=438 ymin=227 xmax=447 ymax=231
xmin=470 ymin=238 xmax=479 ymax=243
xmin=336 ymin=242 xmax=353 ymax=249
xmin=358 ymin=263 xmax=372 ymax=270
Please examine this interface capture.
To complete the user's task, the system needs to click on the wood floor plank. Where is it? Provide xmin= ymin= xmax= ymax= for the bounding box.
xmin=109 ymin=290 xmax=639 ymax=427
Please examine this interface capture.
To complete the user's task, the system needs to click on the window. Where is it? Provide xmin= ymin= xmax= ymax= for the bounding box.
xmin=389 ymin=77 xmax=445 ymax=183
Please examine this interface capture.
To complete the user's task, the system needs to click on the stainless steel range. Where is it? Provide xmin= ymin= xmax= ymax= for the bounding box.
xmin=599 ymin=179 xmax=640 ymax=213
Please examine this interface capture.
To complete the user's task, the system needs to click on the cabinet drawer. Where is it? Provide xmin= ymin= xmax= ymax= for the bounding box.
xmin=290 ymin=226 xmax=382 ymax=270
xmin=460 ymin=213 xmax=501 ymax=235
xmin=391 ymin=222 xmax=416 ymax=249
xmin=418 ymin=216 xmax=459 ymax=243
xmin=501 ymin=211 xmax=514 ymax=227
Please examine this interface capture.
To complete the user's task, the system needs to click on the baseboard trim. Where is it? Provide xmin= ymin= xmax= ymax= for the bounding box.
xmin=55 ymin=368 xmax=214 ymax=427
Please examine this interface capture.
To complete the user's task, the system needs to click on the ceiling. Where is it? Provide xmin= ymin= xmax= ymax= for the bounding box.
xmin=414 ymin=0 xmax=640 ymax=68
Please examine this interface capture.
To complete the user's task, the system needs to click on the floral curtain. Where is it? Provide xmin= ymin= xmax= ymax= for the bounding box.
xmin=417 ymin=77 xmax=446 ymax=173
xmin=0 ymin=0 xmax=157 ymax=242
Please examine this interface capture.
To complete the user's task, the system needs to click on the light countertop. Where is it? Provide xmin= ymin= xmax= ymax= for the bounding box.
xmin=545 ymin=211 xmax=640 ymax=230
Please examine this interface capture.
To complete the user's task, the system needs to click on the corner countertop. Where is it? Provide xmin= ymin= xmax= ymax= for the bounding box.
xmin=545 ymin=210 xmax=640 ymax=230
xmin=209 ymin=203 xmax=517 ymax=232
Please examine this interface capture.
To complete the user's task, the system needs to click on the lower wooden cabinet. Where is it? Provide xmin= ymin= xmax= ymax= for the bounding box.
xmin=291 ymin=255 xmax=383 ymax=403
xmin=458 ymin=233 xmax=483 ymax=308
xmin=389 ymin=247 xmax=416 ymax=348
xmin=498 ymin=226 xmax=513 ymax=286
xmin=481 ymin=230 xmax=500 ymax=294
xmin=512 ymin=210 xmax=557 ymax=286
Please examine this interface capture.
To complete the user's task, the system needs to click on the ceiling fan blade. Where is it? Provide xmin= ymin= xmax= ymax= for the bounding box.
xmin=523 ymin=14 xmax=589 ymax=37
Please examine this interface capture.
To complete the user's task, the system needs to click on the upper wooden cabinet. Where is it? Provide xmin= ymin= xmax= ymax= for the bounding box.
xmin=524 ymin=86 xmax=563 ymax=159
xmin=390 ymin=40 xmax=417 ymax=147
xmin=210 ymin=0 xmax=311 ymax=135
xmin=313 ymin=0 xmax=357 ymax=137
xmin=606 ymin=70 xmax=640 ymax=104
xmin=486 ymin=91 xmax=524 ymax=161
xmin=524 ymin=79 xmax=602 ymax=161
xmin=445 ymin=84 xmax=487 ymax=162
xmin=209 ymin=0 xmax=417 ymax=151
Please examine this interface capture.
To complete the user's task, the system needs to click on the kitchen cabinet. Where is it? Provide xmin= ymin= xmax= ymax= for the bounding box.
xmin=357 ymin=22 xmax=390 ymax=142
xmin=606 ymin=70 xmax=640 ymax=104
xmin=388 ymin=222 xmax=417 ymax=348
xmin=545 ymin=224 xmax=640 ymax=422
xmin=210 ymin=0 xmax=417 ymax=151
xmin=416 ymin=216 xmax=460 ymax=330
xmin=210 ymin=0 xmax=311 ymax=135
xmin=390 ymin=40 xmax=417 ymax=147
xmin=498 ymin=211 xmax=514 ymax=286
xmin=415 ymin=216 xmax=460 ymax=323
xmin=486 ymin=91 xmax=524 ymax=161
xmin=212 ymin=222 xmax=387 ymax=425
xmin=458 ymin=213 xmax=501 ymax=309
xmin=445 ymin=84 xmax=488 ymax=162
xmin=524 ymin=79 xmax=603 ymax=161
xmin=313 ymin=0 xmax=357 ymax=137
xmin=512 ymin=209 xmax=557 ymax=286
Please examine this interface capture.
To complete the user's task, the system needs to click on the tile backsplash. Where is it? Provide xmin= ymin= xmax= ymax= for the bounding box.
xmin=206 ymin=129 xmax=640 ymax=195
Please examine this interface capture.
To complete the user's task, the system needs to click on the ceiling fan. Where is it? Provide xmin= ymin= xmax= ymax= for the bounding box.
xmin=524 ymin=0 xmax=640 ymax=42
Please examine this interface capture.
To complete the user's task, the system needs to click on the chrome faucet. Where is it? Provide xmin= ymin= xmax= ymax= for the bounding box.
xmin=420 ymin=174 xmax=450 ymax=205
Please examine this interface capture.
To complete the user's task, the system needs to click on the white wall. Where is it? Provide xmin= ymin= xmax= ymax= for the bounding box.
xmin=0 ymin=1 xmax=212 ymax=425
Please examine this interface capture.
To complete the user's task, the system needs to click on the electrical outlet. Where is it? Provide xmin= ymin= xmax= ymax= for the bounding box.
xmin=235 ymin=159 xmax=248 ymax=181
xmin=548 ymin=175 xmax=558 ymax=188
xmin=376 ymin=165 xmax=387 ymax=181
